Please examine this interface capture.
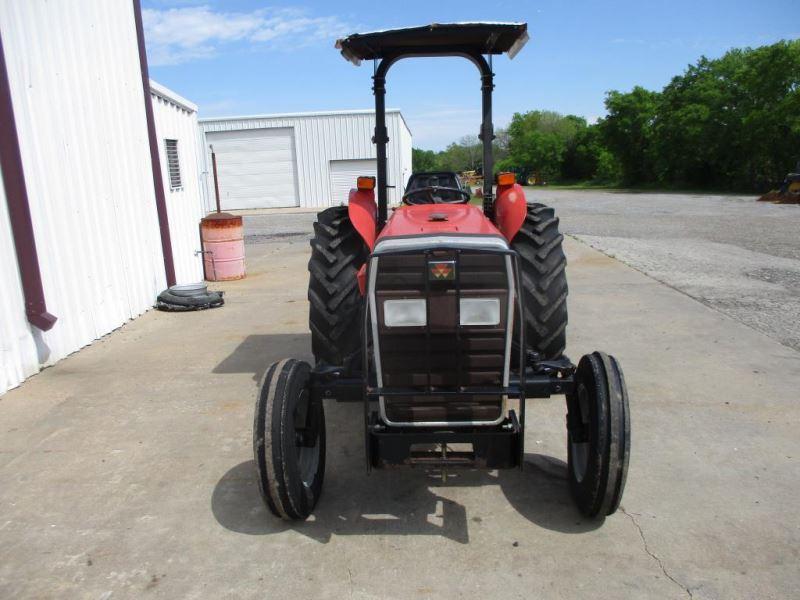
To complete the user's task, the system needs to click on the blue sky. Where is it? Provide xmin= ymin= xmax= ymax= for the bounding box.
xmin=144 ymin=0 xmax=799 ymax=150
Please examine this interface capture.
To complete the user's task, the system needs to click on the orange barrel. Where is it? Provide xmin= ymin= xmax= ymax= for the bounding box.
xmin=200 ymin=212 xmax=245 ymax=281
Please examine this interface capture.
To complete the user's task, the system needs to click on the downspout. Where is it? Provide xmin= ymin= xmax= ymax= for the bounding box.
xmin=0 ymin=27 xmax=57 ymax=331
xmin=132 ymin=0 xmax=176 ymax=287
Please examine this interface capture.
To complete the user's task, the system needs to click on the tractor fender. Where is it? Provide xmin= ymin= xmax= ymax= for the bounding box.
xmin=493 ymin=182 xmax=527 ymax=241
xmin=348 ymin=188 xmax=377 ymax=251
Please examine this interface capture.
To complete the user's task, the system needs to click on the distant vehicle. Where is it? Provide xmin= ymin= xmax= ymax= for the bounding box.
xmin=759 ymin=160 xmax=800 ymax=204
xmin=460 ymin=169 xmax=484 ymax=192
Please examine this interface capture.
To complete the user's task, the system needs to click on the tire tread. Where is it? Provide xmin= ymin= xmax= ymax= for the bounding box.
xmin=511 ymin=203 xmax=569 ymax=359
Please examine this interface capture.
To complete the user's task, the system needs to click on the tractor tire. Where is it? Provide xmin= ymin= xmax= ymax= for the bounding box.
xmin=566 ymin=352 xmax=630 ymax=518
xmin=253 ymin=358 xmax=326 ymax=521
xmin=510 ymin=203 xmax=569 ymax=360
xmin=308 ymin=206 xmax=368 ymax=372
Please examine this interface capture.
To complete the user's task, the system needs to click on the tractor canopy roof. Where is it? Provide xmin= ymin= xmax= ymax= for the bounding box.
xmin=335 ymin=22 xmax=529 ymax=65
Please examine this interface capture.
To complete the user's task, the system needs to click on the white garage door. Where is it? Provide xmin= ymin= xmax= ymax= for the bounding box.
xmin=329 ymin=159 xmax=377 ymax=205
xmin=206 ymin=128 xmax=298 ymax=209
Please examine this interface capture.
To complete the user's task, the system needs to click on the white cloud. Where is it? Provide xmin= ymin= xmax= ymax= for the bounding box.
xmin=143 ymin=5 xmax=351 ymax=66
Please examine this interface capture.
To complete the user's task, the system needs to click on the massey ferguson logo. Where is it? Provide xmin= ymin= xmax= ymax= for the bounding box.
xmin=429 ymin=261 xmax=456 ymax=281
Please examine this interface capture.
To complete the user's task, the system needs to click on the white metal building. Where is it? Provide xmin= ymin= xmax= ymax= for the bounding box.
xmin=150 ymin=80 xmax=205 ymax=284
xmin=200 ymin=109 xmax=412 ymax=210
xmin=0 ymin=1 xmax=206 ymax=395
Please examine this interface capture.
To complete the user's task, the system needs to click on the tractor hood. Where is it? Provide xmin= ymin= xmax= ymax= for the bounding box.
xmin=373 ymin=204 xmax=507 ymax=254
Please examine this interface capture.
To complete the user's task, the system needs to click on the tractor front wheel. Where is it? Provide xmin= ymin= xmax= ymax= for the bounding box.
xmin=566 ymin=351 xmax=630 ymax=518
xmin=253 ymin=359 xmax=326 ymax=521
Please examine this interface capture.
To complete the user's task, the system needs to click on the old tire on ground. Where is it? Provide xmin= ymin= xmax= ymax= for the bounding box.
xmin=155 ymin=289 xmax=224 ymax=311
xmin=566 ymin=352 xmax=630 ymax=518
xmin=308 ymin=206 xmax=368 ymax=372
xmin=510 ymin=203 xmax=568 ymax=360
xmin=253 ymin=359 xmax=325 ymax=520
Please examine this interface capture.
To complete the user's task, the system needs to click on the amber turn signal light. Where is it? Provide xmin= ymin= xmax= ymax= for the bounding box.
xmin=357 ymin=176 xmax=376 ymax=190
xmin=496 ymin=172 xmax=516 ymax=186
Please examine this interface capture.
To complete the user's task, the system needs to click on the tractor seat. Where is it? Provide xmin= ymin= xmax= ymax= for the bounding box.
xmin=406 ymin=172 xmax=462 ymax=203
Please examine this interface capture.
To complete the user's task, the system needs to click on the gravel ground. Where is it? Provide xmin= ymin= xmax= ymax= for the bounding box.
xmin=242 ymin=190 xmax=800 ymax=351
xmin=523 ymin=189 xmax=800 ymax=351
xmin=243 ymin=211 xmax=316 ymax=243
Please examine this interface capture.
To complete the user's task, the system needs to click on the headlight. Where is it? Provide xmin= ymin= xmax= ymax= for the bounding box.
xmin=383 ymin=299 xmax=427 ymax=327
xmin=459 ymin=298 xmax=500 ymax=326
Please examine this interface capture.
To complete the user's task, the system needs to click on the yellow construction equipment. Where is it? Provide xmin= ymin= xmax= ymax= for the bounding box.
xmin=758 ymin=161 xmax=800 ymax=204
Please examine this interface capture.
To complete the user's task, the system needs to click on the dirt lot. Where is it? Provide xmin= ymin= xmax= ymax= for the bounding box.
xmin=1 ymin=194 xmax=799 ymax=599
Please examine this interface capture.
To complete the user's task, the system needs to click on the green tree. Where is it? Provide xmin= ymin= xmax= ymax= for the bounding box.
xmin=503 ymin=110 xmax=585 ymax=181
xmin=412 ymin=147 xmax=438 ymax=172
xmin=436 ymin=135 xmax=483 ymax=172
xmin=599 ymin=87 xmax=660 ymax=185
xmin=654 ymin=40 xmax=800 ymax=190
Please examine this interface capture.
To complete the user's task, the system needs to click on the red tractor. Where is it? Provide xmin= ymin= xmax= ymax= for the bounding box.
xmin=253 ymin=23 xmax=630 ymax=521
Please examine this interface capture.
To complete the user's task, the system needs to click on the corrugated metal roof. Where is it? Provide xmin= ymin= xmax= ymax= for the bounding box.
xmin=200 ymin=107 xmax=401 ymax=122
xmin=150 ymin=79 xmax=197 ymax=113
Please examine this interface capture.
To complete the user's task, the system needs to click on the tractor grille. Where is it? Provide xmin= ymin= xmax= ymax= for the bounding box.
xmin=372 ymin=249 xmax=511 ymax=425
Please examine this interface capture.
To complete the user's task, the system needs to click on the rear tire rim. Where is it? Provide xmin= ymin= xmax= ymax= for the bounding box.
xmin=570 ymin=384 xmax=591 ymax=483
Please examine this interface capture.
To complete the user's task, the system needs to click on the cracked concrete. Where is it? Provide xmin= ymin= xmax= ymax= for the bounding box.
xmin=623 ymin=508 xmax=693 ymax=599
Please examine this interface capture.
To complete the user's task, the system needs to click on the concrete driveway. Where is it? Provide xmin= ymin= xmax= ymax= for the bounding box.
xmin=1 ymin=197 xmax=799 ymax=599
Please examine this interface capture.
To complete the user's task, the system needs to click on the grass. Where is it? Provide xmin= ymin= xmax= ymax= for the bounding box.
xmin=542 ymin=180 xmax=761 ymax=196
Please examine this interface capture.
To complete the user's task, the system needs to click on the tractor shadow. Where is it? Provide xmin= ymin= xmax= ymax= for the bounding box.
xmin=213 ymin=334 xmax=313 ymax=382
xmin=212 ymin=334 xmax=603 ymax=542
xmin=212 ymin=410 xmax=602 ymax=544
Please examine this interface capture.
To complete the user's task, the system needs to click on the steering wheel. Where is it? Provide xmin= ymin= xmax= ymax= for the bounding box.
xmin=402 ymin=186 xmax=471 ymax=205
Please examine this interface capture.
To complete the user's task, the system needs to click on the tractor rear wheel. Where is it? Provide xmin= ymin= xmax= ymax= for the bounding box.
xmin=511 ymin=203 xmax=568 ymax=360
xmin=566 ymin=352 xmax=630 ymax=518
xmin=308 ymin=206 xmax=368 ymax=372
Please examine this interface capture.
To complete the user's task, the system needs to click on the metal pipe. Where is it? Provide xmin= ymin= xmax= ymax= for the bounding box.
xmin=480 ymin=68 xmax=495 ymax=217
xmin=132 ymin=0 xmax=176 ymax=287
xmin=372 ymin=68 xmax=389 ymax=226
xmin=0 ymin=26 xmax=56 ymax=331
xmin=210 ymin=145 xmax=221 ymax=213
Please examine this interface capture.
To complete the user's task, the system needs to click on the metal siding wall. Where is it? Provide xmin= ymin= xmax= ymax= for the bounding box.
xmin=398 ymin=115 xmax=413 ymax=191
xmin=151 ymin=88 xmax=204 ymax=283
xmin=0 ymin=167 xmax=39 ymax=392
xmin=0 ymin=0 xmax=165 ymax=394
xmin=200 ymin=110 xmax=412 ymax=209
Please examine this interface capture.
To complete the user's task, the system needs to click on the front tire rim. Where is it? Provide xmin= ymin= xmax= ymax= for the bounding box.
xmin=294 ymin=392 xmax=320 ymax=488
xmin=296 ymin=439 xmax=320 ymax=488
xmin=570 ymin=384 xmax=591 ymax=483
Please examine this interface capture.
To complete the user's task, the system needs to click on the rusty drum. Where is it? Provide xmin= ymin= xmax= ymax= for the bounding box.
xmin=200 ymin=212 xmax=245 ymax=281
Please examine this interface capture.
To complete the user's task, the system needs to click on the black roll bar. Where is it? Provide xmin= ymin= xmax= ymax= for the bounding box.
xmin=372 ymin=50 xmax=495 ymax=226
